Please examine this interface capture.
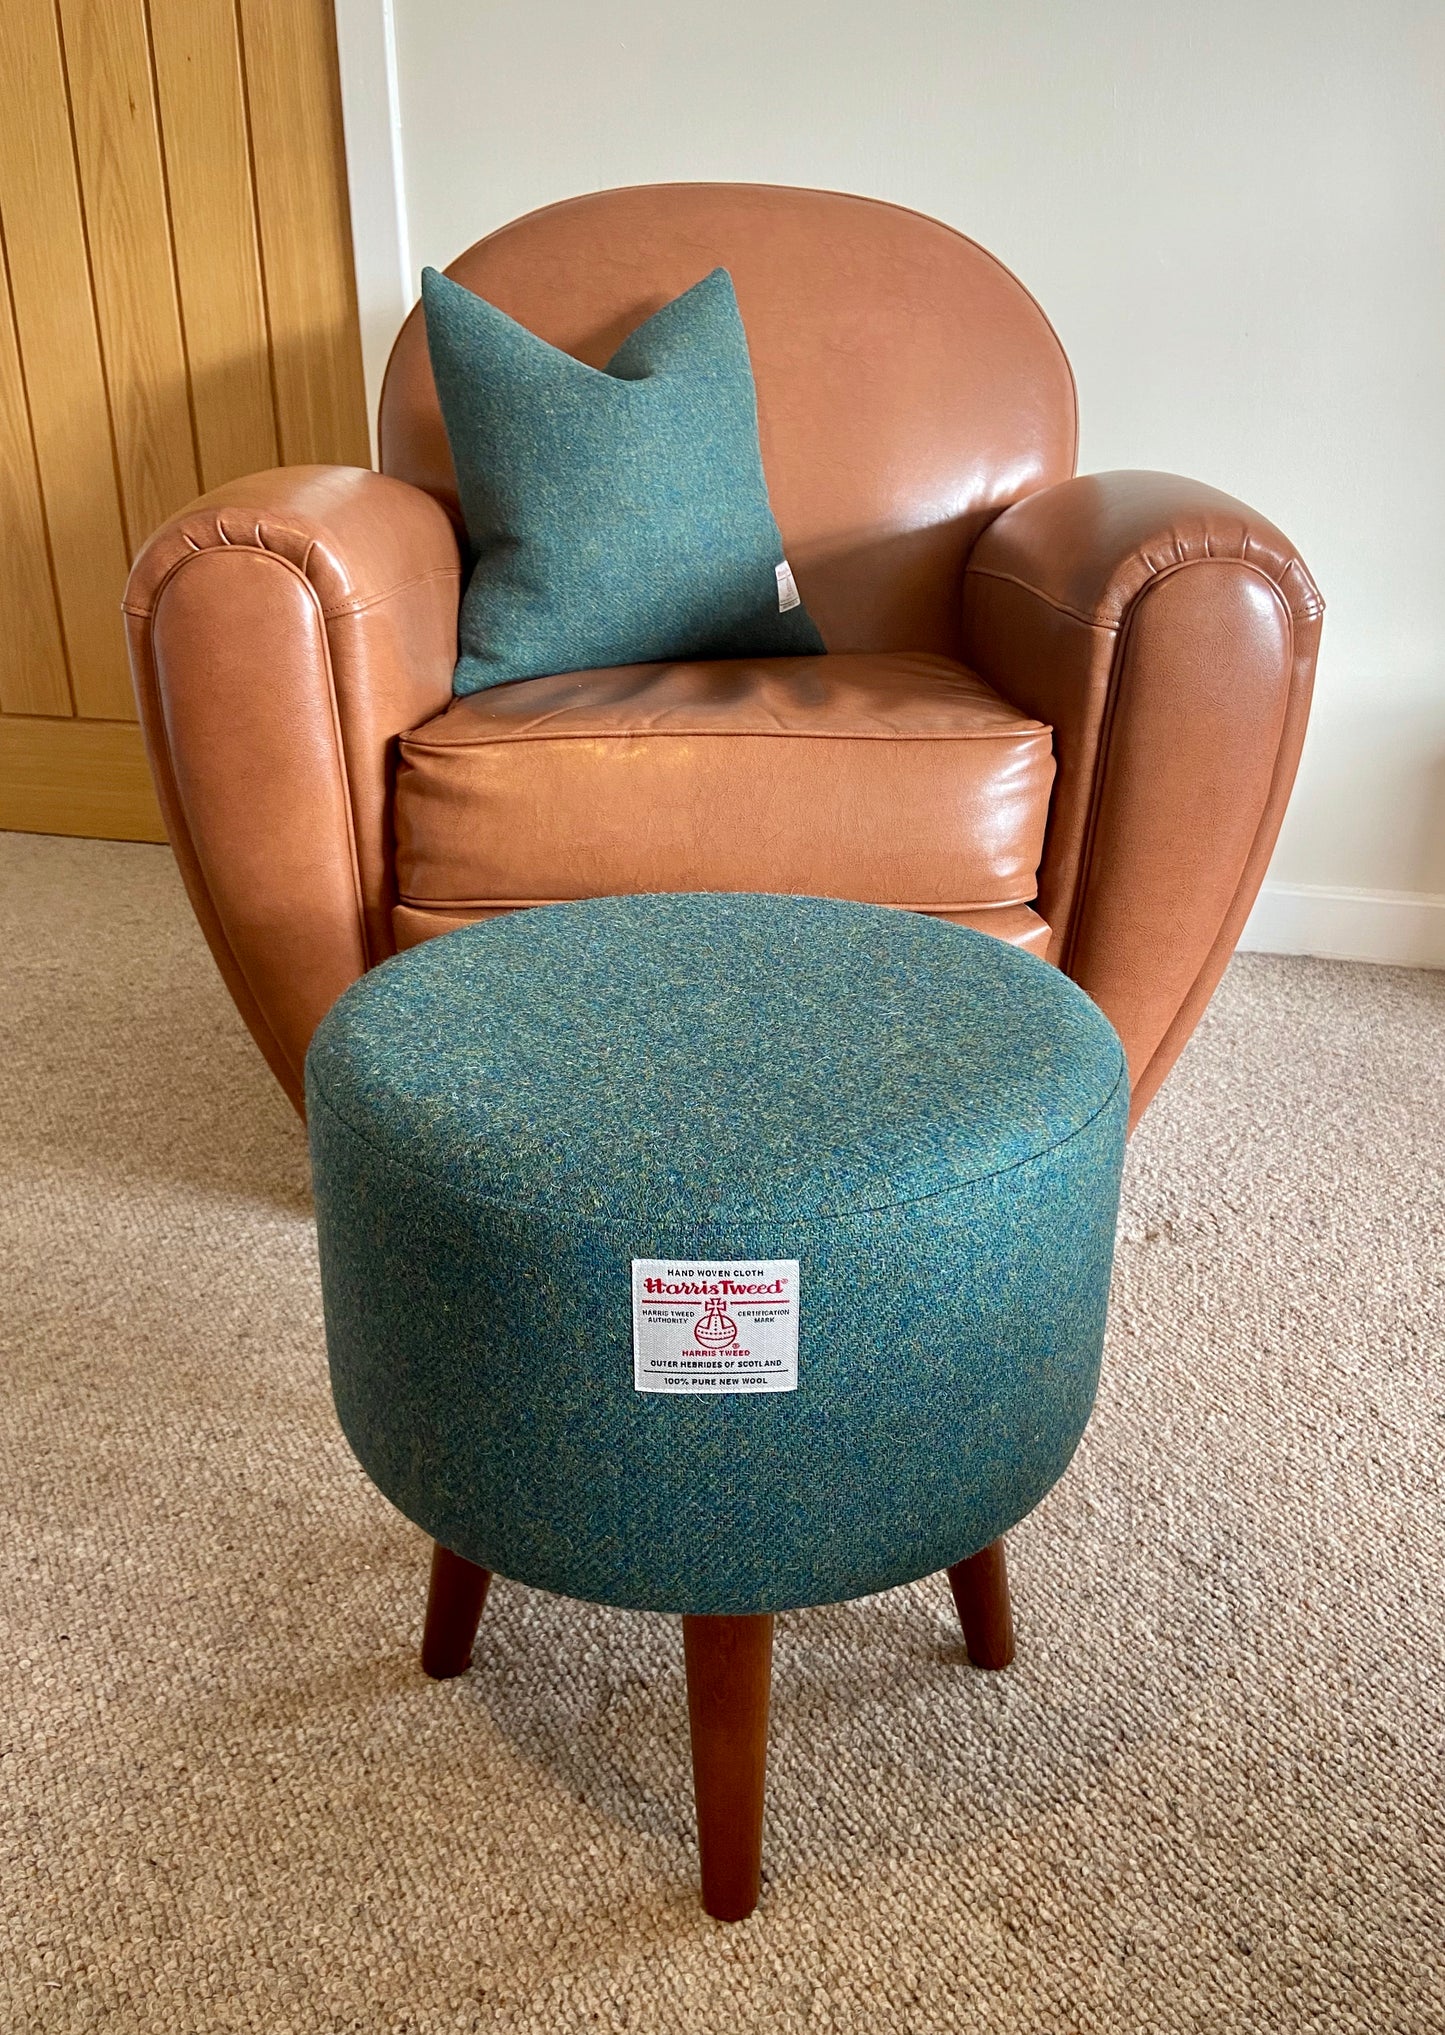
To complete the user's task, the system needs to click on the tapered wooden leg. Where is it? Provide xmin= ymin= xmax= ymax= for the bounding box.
xmin=947 ymin=1538 xmax=1016 ymax=1669
xmin=421 ymin=1542 xmax=491 ymax=1679
xmin=683 ymin=1613 xmax=773 ymax=1921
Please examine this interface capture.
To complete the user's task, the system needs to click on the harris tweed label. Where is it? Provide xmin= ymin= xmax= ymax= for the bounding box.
xmin=632 ymin=1259 xmax=800 ymax=1394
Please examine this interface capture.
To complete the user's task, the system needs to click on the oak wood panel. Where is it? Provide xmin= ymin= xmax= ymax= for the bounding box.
xmin=239 ymin=0 xmax=369 ymax=468
xmin=0 ymin=0 xmax=366 ymax=837
xmin=59 ymin=0 xmax=200 ymax=550
xmin=0 ymin=716 xmax=164 ymax=841
xmin=149 ymin=0 xmax=278 ymax=487
xmin=0 ymin=238 xmax=73 ymax=717
xmin=0 ymin=0 xmax=136 ymax=720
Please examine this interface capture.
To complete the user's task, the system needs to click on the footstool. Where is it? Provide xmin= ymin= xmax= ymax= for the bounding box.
xmin=306 ymin=893 xmax=1127 ymax=1919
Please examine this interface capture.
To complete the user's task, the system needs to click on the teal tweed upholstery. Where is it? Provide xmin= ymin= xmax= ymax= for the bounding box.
xmin=306 ymin=895 xmax=1127 ymax=1616
xmin=421 ymin=266 xmax=825 ymax=694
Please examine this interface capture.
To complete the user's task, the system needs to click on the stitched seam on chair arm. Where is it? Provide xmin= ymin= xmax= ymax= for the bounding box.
xmin=319 ymin=566 xmax=461 ymax=618
xmin=964 ymin=566 xmax=1122 ymax=630
xmin=967 ymin=556 xmax=1323 ymax=631
xmin=122 ymin=560 xmax=460 ymax=619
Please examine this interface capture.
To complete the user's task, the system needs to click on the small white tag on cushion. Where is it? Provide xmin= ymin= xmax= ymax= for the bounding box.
xmin=632 ymin=1259 xmax=800 ymax=1394
xmin=775 ymin=560 xmax=801 ymax=613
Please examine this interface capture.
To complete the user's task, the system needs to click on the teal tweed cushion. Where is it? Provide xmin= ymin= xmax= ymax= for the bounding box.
xmin=421 ymin=265 xmax=826 ymax=694
xmin=306 ymin=896 xmax=1128 ymax=1616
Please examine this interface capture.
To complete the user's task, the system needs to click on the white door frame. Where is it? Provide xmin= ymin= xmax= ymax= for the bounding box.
xmin=332 ymin=0 xmax=414 ymax=458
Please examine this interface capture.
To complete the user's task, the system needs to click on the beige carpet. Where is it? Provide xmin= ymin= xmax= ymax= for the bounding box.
xmin=2 ymin=832 xmax=1442 ymax=2035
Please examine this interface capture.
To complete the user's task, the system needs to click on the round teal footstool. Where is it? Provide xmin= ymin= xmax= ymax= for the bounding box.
xmin=306 ymin=893 xmax=1127 ymax=1917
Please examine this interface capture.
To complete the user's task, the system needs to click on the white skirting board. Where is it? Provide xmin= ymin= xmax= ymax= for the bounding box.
xmin=1238 ymin=883 xmax=1445 ymax=967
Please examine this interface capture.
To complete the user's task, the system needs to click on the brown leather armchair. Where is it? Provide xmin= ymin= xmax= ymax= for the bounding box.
xmin=124 ymin=185 xmax=1322 ymax=1130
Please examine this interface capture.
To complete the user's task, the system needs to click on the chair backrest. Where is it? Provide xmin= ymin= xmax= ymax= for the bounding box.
xmin=380 ymin=184 xmax=1076 ymax=657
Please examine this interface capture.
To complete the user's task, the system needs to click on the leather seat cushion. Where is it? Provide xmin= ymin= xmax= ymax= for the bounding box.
xmin=394 ymin=650 xmax=1054 ymax=937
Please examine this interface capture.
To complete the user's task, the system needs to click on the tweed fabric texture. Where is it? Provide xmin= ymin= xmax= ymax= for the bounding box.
xmin=422 ymin=266 xmax=826 ymax=694
xmin=306 ymin=895 xmax=1127 ymax=1614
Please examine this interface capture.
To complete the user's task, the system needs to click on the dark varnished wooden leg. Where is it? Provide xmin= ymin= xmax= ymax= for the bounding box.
xmin=947 ymin=1538 xmax=1016 ymax=1669
xmin=682 ymin=1613 xmax=773 ymax=1921
xmin=421 ymin=1542 xmax=491 ymax=1679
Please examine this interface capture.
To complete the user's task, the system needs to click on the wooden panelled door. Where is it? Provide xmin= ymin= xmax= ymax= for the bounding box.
xmin=0 ymin=0 xmax=369 ymax=841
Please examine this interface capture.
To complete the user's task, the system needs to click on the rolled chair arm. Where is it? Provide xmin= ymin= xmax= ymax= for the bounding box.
xmin=125 ymin=466 xmax=461 ymax=1111
xmin=961 ymin=470 xmax=1323 ymax=1125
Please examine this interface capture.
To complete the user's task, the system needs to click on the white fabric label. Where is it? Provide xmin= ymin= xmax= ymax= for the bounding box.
xmin=632 ymin=1259 xmax=800 ymax=1394
xmin=775 ymin=560 xmax=801 ymax=612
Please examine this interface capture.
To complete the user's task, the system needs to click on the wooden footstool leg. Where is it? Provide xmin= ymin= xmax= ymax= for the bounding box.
xmin=421 ymin=1542 xmax=492 ymax=1679
xmin=947 ymin=1537 xmax=1016 ymax=1669
xmin=682 ymin=1613 xmax=774 ymax=1921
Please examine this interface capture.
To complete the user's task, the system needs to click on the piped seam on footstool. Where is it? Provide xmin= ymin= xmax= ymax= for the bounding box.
xmin=305 ymin=1057 xmax=1129 ymax=1226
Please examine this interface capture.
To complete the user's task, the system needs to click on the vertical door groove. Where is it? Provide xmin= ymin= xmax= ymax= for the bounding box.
xmin=237 ymin=0 xmax=369 ymax=468
xmin=139 ymin=0 xmax=207 ymax=489
xmin=149 ymin=0 xmax=278 ymax=488
xmin=58 ymin=0 xmax=201 ymax=548
xmin=0 ymin=219 xmax=74 ymax=717
xmin=227 ymin=0 xmax=285 ymax=461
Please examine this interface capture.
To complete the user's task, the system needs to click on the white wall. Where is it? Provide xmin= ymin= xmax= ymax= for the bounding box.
xmin=338 ymin=0 xmax=1445 ymax=962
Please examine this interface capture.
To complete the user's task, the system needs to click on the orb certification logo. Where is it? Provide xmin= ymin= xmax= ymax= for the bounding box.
xmin=632 ymin=1259 xmax=799 ymax=1394
xmin=691 ymin=1294 xmax=739 ymax=1349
